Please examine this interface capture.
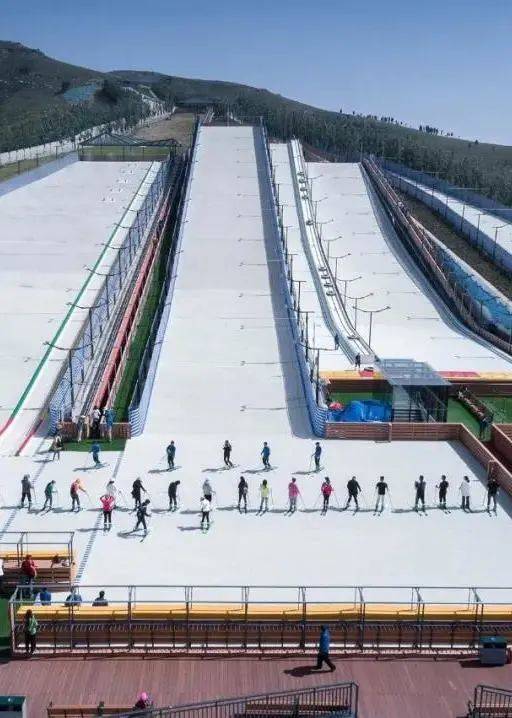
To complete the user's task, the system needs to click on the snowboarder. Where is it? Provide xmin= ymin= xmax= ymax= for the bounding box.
xmin=414 ymin=475 xmax=426 ymax=511
xmin=202 ymin=478 xmax=214 ymax=503
xmin=459 ymin=476 xmax=471 ymax=512
xmin=42 ymin=480 xmax=56 ymax=510
xmin=223 ymin=440 xmax=233 ymax=468
xmin=487 ymin=476 xmax=499 ymax=513
xmin=166 ymin=441 xmax=176 ymax=470
xmin=237 ymin=476 xmax=248 ymax=513
xmin=261 ymin=442 xmax=271 ymax=470
xmin=321 ymin=477 xmax=333 ymax=513
xmin=91 ymin=442 xmax=101 ymax=467
xmin=259 ymin=479 xmax=270 ymax=513
xmin=134 ymin=499 xmax=151 ymax=535
xmin=200 ymin=496 xmax=211 ymax=530
xmin=70 ymin=478 xmax=86 ymax=512
xmin=288 ymin=478 xmax=300 ymax=513
xmin=168 ymin=480 xmax=180 ymax=511
xmin=375 ymin=476 xmax=388 ymax=513
xmin=20 ymin=474 xmax=33 ymax=509
xmin=437 ymin=475 xmax=449 ymax=509
xmin=313 ymin=442 xmax=322 ymax=471
xmin=131 ymin=478 xmax=147 ymax=510
xmin=346 ymin=476 xmax=361 ymax=510
xmin=50 ymin=434 xmax=63 ymax=460
xmin=100 ymin=493 xmax=115 ymax=530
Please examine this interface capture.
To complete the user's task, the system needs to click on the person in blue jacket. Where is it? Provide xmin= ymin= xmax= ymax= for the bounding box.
xmin=261 ymin=442 xmax=271 ymax=470
xmin=313 ymin=442 xmax=322 ymax=471
xmin=314 ymin=625 xmax=335 ymax=671
xmin=91 ymin=442 xmax=101 ymax=467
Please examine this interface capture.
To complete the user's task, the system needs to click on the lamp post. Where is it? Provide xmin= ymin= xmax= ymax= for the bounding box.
xmin=324 ymin=238 xmax=337 ymax=263
xmin=331 ymin=253 xmax=351 ymax=281
xmin=492 ymin=224 xmax=507 ymax=262
xmin=316 ymin=219 xmax=334 ymax=241
xmin=313 ymin=196 xmax=328 ymax=222
xmin=291 ymin=279 xmax=307 ymax=312
xmin=336 ymin=275 xmax=363 ymax=304
xmin=351 ymin=305 xmax=391 ymax=348
xmin=345 ymin=292 xmax=374 ymax=330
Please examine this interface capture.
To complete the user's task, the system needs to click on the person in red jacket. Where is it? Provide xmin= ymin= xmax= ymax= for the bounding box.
xmin=288 ymin=478 xmax=300 ymax=513
xmin=21 ymin=555 xmax=37 ymax=587
xmin=100 ymin=493 xmax=115 ymax=531
xmin=321 ymin=477 xmax=333 ymax=514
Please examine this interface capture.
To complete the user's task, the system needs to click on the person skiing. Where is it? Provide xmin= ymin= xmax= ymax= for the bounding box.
xmin=259 ymin=479 xmax=270 ymax=513
xmin=487 ymin=476 xmax=499 ymax=513
xmin=200 ymin=496 xmax=211 ymax=530
xmin=375 ymin=476 xmax=388 ymax=513
xmin=321 ymin=477 xmax=333 ymax=513
xmin=288 ymin=478 xmax=300 ymax=513
xmin=261 ymin=442 xmax=271 ymax=470
xmin=166 ymin=441 xmax=176 ymax=470
xmin=414 ymin=475 xmax=426 ymax=511
xmin=100 ymin=493 xmax=115 ymax=531
xmin=459 ymin=475 xmax=471 ymax=511
xmin=202 ymin=478 xmax=214 ymax=503
xmin=134 ymin=499 xmax=151 ymax=536
xmin=313 ymin=442 xmax=322 ymax=471
xmin=50 ymin=434 xmax=63 ymax=460
xmin=70 ymin=478 xmax=86 ymax=512
xmin=168 ymin=480 xmax=180 ymax=511
xmin=237 ymin=476 xmax=248 ymax=513
xmin=437 ymin=475 xmax=449 ymax=509
xmin=20 ymin=474 xmax=33 ymax=509
xmin=91 ymin=442 xmax=101 ymax=467
xmin=346 ymin=476 xmax=362 ymax=510
xmin=313 ymin=625 xmax=335 ymax=671
xmin=223 ymin=440 xmax=233 ymax=468
xmin=42 ymin=480 xmax=56 ymax=511
xmin=131 ymin=478 xmax=147 ymax=510
xmin=106 ymin=479 xmax=119 ymax=500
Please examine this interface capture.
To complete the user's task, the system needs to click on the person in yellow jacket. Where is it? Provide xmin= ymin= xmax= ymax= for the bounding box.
xmin=258 ymin=479 xmax=271 ymax=514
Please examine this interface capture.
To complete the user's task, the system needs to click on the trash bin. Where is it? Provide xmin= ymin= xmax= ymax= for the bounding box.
xmin=480 ymin=636 xmax=508 ymax=666
xmin=0 ymin=697 xmax=26 ymax=718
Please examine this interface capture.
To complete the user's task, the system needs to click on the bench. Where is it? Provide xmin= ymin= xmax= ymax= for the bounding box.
xmin=4 ymin=555 xmax=76 ymax=591
xmin=47 ymin=704 xmax=134 ymax=718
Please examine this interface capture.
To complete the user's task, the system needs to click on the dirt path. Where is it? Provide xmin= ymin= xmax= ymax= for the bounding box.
xmin=133 ymin=113 xmax=196 ymax=146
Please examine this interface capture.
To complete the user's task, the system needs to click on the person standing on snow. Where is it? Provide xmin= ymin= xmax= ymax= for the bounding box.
xmin=131 ymin=478 xmax=147 ymax=510
xmin=166 ymin=441 xmax=176 ymax=470
xmin=321 ymin=477 xmax=333 ymax=513
xmin=237 ymin=476 xmax=248 ymax=513
xmin=100 ymin=493 xmax=115 ymax=530
xmin=437 ymin=475 xmax=449 ymax=509
xmin=313 ymin=442 xmax=322 ymax=471
xmin=202 ymin=478 xmax=214 ymax=504
xmin=487 ymin=476 xmax=499 ymax=513
xmin=345 ymin=476 xmax=362 ymax=510
xmin=261 ymin=442 xmax=271 ymax=470
xmin=168 ymin=480 xmax=180 ymax=511
xmin=374 ymin=476 xmax=388 ymax=513
xmin=42 ymin=480 xmax=56 ymax=511
xmin=200 ymin=496 xmax=211 ymax=530
xmin=70 ymin=478 xmax=86 ymax=512
xmin=259 ymin=480 xmax=270 ymax=513
xmin=223 ymin=440 xmax=233 ymax=468
xmin=459 ymin=476 xmax=471 ymax=512
xmin=20 ymin=474 xmax=33 ymax=510
xmin=414 ymin=475 xmax=426 ymax=511
xmin=288 ymin=478 xmax=300 ymax=513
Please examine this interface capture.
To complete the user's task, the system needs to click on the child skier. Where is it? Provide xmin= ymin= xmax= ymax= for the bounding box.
xmin=321 ymin=477 xmax=333 ymax=513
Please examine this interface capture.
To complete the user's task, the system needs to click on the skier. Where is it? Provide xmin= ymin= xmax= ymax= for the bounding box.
xmin=261 ymin=442 xmax=271 ymax=470
xmin=321 ymin=477 xmax=333 ymax=513
xmin=223 ymin=440 xmax=234 ymax=468
xmin=100 ymin=493 xmax=115 ymax=530
xmin=313 ymin=442 xmax=322 ymax=471
xmin=288 ymin=478 xmax=300 ymax=513
xmin=134 ymin=499 xmax=151 ymax=535
xmin=459 ymin=476 xmax=471 ymax=512
xmin=168 ymin=480 xmax=180 ymax=511
xmin=487 ymin=476 xmax=499 ymax=513
xmin=202 ymin=478 xmax=214 ymax=504
xmin=414 ymin=475 xmax=426 ymax=511
xmin=91 ymin=441 xmax=101 ymax=467
xmin=131 ymin=478 xmax=147 ymax=510
xmin=437 ymin=475 xmax=449 ymax=509
xmin=42 ymin=480 xmax=56 ymax=511
xmin=200 ymin=495 xmax=211 ymax=530
xmin=237 ymin=476 xmax=248 ymax=513
xmin=50 ymin=434 xmax=63 ymax=461
xmin=374 ymin=476 xmax=388 ymax=513
xmin=106 ymin=479 xmax=119 ymax=499
xmin=259 ymin=479 xmax=270 ymax=513
xmin=166 ymin=441 xmax=176 ymax=470
xmin=70 ymin=478 xmax=86 ymax=512
xmin=345 ymin=476 xmax=362 ymax=510
xmin=20 ymin=474 xmax=33 ymax=509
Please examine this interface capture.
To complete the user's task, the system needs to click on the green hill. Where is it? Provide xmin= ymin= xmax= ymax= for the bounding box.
xmin=1 ymin=41 xmax=511 ymax=205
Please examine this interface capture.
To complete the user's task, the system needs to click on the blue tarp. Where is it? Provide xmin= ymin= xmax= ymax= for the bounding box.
xmin=328 ymin=400 xmax=392 ymax=423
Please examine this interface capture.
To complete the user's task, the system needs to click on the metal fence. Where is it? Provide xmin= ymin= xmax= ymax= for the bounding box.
xmin=0 ymin=531 xmax=74 ymax=565
xmin=117 ymin=683 xmax=359 ymax=718
xmin=128 ymin=119 xmax=200 ymax=435
xmin=469 ymin=685 xmax=512 ymax=718
xmin=47 ymin=160 xmax=171 ymax=431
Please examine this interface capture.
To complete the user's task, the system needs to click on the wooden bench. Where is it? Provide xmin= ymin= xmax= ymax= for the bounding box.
xmin=4 ymin=555 xmax=76 ymax=591
xmin=47 ymin=704 xmax=134 ymax=718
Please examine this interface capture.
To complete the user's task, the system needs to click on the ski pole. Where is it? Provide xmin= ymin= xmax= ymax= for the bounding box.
xmin=312 ymin=492 xmax=322 ymax=509
xmin=332 ymin=490 xmax=341 ymax=509
xmin=299 ymin=493 xmax=307 ymax=510
xmin=387 ymin=491 xmax=395 ymax=511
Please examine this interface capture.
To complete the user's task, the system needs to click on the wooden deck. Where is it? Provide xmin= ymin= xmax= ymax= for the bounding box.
xmin=1 ymin=655 xmax=512 ymax=717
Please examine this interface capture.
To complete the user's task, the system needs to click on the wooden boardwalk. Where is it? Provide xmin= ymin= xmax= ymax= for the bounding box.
xmin=1 ymin=655 xmax=512 ymax=717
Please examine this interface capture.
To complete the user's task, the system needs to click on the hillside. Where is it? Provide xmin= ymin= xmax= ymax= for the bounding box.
xmin=1 ymin=42 xmax=512 ymax=205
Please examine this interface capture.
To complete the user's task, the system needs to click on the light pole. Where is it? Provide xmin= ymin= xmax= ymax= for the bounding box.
xmin=324 ymin=238 xmax=337 ymax=263
xmin=351 ymin=305 xmax=391 ymax=348
xmin=337 ymin=275 xmax=363 ymax=304
xmin=492 ymin=224 xmax=507 ymax=262
xmin=313 ymin=195 xmax=328 ymax=222
xmin=331 ymin=253 xmax=351 ymax=282
xmin=346 ymin=292 xmax=374 ymax=330
xmin=316 ymin=219 xmax=334 ymax=241
xmin=291 ymin=279 xmax=307 ymax=312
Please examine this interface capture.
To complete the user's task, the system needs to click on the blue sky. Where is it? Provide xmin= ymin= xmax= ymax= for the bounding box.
xmin=2 ymin=0 xmax=511 ymax=144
